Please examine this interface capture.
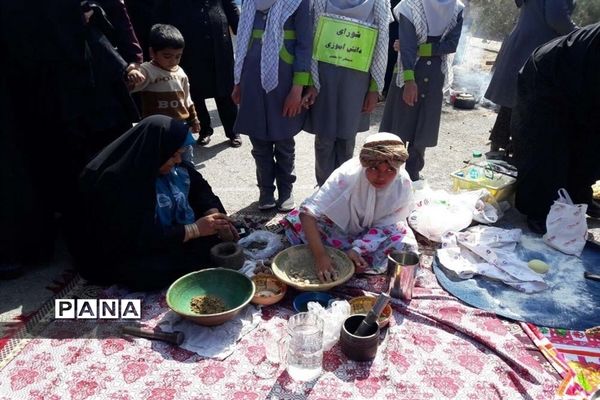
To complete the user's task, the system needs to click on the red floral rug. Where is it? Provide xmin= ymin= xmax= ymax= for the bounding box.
xmin=0 ymin=212 xmax=570 ymax=399
xmin=0 ymin=269 xmax=85 ymax=364
xmin=0 ymin=266 xmax=561 ymax=399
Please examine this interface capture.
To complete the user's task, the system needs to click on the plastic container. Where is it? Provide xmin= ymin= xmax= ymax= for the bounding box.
xmin=450 ymin=167 xmax=516 ymax=203
xmin=468 ymin=151 xmax=484 ymax=180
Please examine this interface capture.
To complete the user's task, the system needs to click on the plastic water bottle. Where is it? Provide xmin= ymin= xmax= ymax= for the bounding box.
xmin=468 ymin=151 xmax=483 ymax=180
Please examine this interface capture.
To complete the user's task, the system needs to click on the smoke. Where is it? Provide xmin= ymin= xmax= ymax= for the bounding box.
xmin=450 ymin=1 xmax=504 ymax=107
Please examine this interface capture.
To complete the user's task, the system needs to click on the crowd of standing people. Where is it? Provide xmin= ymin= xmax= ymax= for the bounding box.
xmin=1 ymin=0 xmax=598 ymax=287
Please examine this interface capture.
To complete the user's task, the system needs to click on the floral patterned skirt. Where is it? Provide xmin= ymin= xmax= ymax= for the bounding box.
xmin=282 ymin=209 xmax=418 ymax=274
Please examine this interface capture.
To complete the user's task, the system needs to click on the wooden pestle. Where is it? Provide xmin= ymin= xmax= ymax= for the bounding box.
xmin=122 ymin=325 xmax=184 ymax=346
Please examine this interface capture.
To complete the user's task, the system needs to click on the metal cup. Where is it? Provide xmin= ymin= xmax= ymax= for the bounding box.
xmin=387 ymin=251 xmax=420 ymax=301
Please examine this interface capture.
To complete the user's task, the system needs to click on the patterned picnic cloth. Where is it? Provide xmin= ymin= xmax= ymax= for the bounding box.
xmin=0 ymin=264 xmax=561 ymax=399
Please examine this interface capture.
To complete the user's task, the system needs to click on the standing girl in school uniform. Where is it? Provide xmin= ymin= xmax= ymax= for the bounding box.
xmin=380 ymin=0 xmax=464 ymax=181
xmin=304 ymin=0 xmax=393 ymax=186
xmin=232 ymin=0 xmax=313 ymax=211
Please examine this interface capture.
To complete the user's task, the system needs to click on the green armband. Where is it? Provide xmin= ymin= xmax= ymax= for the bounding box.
xmin=403 ymin=70 xmax=415 ymax=81
xmin=418 ymin=43 xmax=433 ymax=57
xmin=368 ymin=78 xmax=378 ymax=92
xmin=293 ymin=72 xmax=311 ymax=86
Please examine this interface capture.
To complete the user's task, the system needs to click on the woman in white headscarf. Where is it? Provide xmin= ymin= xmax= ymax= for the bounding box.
xmin=380 ymin=0 xmax=464 ymax=182
xmin=283 ymin=133 xmax=417 ymax=281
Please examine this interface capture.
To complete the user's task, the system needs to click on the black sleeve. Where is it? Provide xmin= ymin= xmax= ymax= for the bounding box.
xmin=185 ymin=163 xmax=226 ymax=215
xmin=86 ymin=25 xmax=129 ymax=78
xmin=144 ymin=220 xmax=186 ymax=249
xmin=222 ymin=0 xmax=240 ymax=34
xmin=100 ymin=0 xmax=144 ymax=63
xmin=398 ymin=14 xmax=418 ymax=71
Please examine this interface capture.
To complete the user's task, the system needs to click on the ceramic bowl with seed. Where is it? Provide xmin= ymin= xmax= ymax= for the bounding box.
xmin=251 ymin=274 xmax=287 ymax=306
xmin=166 ymin=268 xmax=255 ymax=326
xmin=271 ymin=245 xmax=355 ymax=291
xmin=349 ymin=296 xmax=392 ymax=328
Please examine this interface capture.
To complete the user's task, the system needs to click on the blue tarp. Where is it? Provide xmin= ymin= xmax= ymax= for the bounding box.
xmin=434 ymin=236 xmax=600 ymax=330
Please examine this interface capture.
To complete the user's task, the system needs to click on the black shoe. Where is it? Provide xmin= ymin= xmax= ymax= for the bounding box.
xmin=196 ymin=128 xmax=214 ymax=146
xmin=527 ymin=217 xmax=546 ymax=235
xmin=197 ymin=134 xmax=212 ymax=146
xmin=229 ymin=134 xmax=242 ymax=148
xmin=588 ymin=200 xmax=600 ymax=219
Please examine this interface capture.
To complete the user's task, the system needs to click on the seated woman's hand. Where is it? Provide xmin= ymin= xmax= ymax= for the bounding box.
xmin=217 ymin=221 xmax=240 ymax=242
xmin=346 ymin=249 xmax=368 ymax=272
xmin=315 ymin=253 xmax=337 ymax=282
xmin=195 ymin=213 xmax=231 ymax=236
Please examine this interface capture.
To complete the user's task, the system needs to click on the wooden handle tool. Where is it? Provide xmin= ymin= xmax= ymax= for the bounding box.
xmin=122 ymin=326 xmax=184 ymax=346
xmin=584 ymin=272 xmax=600 ymax=282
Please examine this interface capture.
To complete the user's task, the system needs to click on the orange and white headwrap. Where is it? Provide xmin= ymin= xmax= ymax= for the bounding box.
xmin=359 ymin=132 xmax=409 ymax=170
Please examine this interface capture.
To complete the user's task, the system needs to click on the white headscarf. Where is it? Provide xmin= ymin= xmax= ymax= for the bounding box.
xmin=305 ymin=133 xmax=414 ymax=235
xmin=392 ymin=0 xmax=463 ymax=88
xmin=422 ymin=0 xmax=457 ymax=36
xmin=326 ymin=0 xmax=376 ymax=21
xmin=395 ymin=0 xmax=457 ymax=37
xmin=234 ymin=0 xmax=303 ymax=92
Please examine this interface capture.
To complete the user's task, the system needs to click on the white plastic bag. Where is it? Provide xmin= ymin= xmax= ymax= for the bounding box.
xmin=409 ymin=181 xmax=500 ymax=242
xmin=543 ymin=188 xmax=588 ymax=257
xmin=238 ymin=230 xmax=284 ymax=260
xmin=307 ymin=300 xmax=351 ymax=351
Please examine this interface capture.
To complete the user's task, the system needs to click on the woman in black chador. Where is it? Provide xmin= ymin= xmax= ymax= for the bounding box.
xmin=512 ymin=23 xmax=600 ymax=232
xmin=69 ymin=115 xmax=238 ymax=290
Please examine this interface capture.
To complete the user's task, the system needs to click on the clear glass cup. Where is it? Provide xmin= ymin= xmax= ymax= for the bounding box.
xmin=253 ymin=327 xmax=283 ymax=379
xmin=283 ymin=312 xmax=324 ymax=381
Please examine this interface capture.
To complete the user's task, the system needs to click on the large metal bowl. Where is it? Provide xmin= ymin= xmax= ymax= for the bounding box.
xmin=271 ymin=245 xmax=355 ymax=291
xmin=166 ymin=268 xmax=255 ymax=326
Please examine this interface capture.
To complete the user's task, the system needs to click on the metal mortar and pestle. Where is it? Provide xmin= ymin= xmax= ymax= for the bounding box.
xmin=340 ymin=293 xmax=389 ymax=361
xmin=340 ymin=250 xmax=420 ymax=361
